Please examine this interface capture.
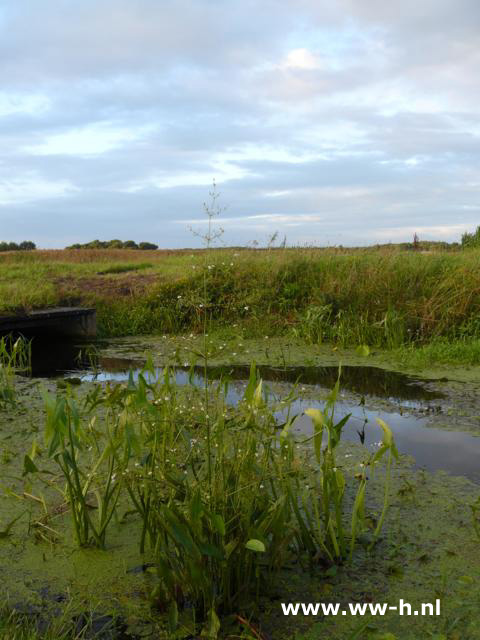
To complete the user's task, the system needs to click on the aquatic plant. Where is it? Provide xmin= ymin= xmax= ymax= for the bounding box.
xmin=24 ymin=349 xmax=398 ymax=635
xmin=37 ymin=391 xmax=123 ymax=548
xmin=0 ymin=335 xmax=31 ymax=408
xmin=72 ymin=359 xmax=393 ymax=631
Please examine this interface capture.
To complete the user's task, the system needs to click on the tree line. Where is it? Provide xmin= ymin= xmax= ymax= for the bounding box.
xmin=66 ymin=239 xmax=159 ymax=250
xmin=0 ymin=241 xmax=36 ymax=252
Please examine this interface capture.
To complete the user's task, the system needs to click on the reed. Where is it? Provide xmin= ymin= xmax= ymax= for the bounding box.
xmin=0 ymin=336 xmax=31 ymax=408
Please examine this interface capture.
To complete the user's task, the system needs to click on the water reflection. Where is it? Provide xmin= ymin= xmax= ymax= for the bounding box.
xmin=25 ymin=336 xmax=480 ymax=481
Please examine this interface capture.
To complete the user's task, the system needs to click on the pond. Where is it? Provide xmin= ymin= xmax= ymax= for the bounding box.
xmin=3 ymin=334 xmax=480 ymax=639
xmin=26 ymin=335 xmax=480 ymax=481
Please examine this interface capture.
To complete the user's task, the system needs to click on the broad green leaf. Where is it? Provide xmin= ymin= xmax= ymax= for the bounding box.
xmin=305 ymin=408 xmax=324 ymax=464
xmin=245 ymin=539 xmax=265 ymax=552
xmin=211 ymin=513 xmax=225 ymax=536
xmin=375 ymin=418 xmax=399 ymax=460
xmin=244 ymin=362 xmax=257 ymax=403
xmin=22 ymin=454 xmax=39 ymax=476
xmin=253 ymin=380 xmax=263 ymax=408
xmin=163 ymin=507 xmax=200 ymax=559
xmin=332 ymin=413 xmax=351 ymax=447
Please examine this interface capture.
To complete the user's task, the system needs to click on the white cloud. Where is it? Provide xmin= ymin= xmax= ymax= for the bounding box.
xmin=283 ymin=48 xmax=320 ymax=70
xmin=0 ymin=92 xmax=50 ymax=117
xmin=0 ymin=174 xmax=78 ymax=206
xmin=24 ymin=122 xmax=155 ymax=157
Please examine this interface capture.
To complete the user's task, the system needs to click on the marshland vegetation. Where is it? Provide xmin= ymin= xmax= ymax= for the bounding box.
xmin=2 ymin=215 xmax=480 ymax=638
xmin=2 ymin=245 xmax=480 ymax=367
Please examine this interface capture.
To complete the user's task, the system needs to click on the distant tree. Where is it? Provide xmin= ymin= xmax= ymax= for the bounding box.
xmin=0 ymin=242 xmax=8 ymax=252
xmin=64 ymin=239 xmax=156 ymax=249
xmin=413 ymin=233 xmax=420 ymax=251
xmin=86 ymin=239 xmax=108 ymax=249
xmin=138 ymin=241 xmax=158 ymax=250
xmin=19 ymin=240 xmax=36 ymax=250
xmin=108 ymin=239 xmax=124 ymax=249
xmin=7 ymin=242 xmax=19 ymax=251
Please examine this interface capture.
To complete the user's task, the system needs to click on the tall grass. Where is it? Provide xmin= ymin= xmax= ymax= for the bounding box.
xmin=96 ymin=250 xmax=480 ymax=348
xmin=4 ymin=247 xmax=480 ymax=351
xmin=0 ymin=336 xmax=31 ymax=407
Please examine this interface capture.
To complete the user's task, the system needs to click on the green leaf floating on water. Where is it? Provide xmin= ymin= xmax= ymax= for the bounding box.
xmin=355 ymin=344 xmax=370 ymax=357
xmin=245 ymin=539 xmax=265 ymax=552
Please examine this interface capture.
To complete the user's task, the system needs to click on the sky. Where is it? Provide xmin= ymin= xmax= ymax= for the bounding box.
xmin=0 ymin=0 xmax=479 ymax=248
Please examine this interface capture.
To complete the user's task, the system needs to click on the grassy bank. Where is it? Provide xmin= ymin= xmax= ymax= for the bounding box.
xmin=2 ymin=247 xmax=480 ymax=364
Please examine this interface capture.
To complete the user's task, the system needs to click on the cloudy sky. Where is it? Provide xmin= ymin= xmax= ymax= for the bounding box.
xmin=0 ymin=0 xmax=479 ymax=248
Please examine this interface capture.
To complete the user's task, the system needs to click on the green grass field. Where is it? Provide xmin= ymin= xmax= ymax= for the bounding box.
xmin=2 ymin=246 xmax=480 ymax=365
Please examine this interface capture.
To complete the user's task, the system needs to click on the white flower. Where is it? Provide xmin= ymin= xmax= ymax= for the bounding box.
xmin=244 ymin=306 xmax=249 ymax=311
